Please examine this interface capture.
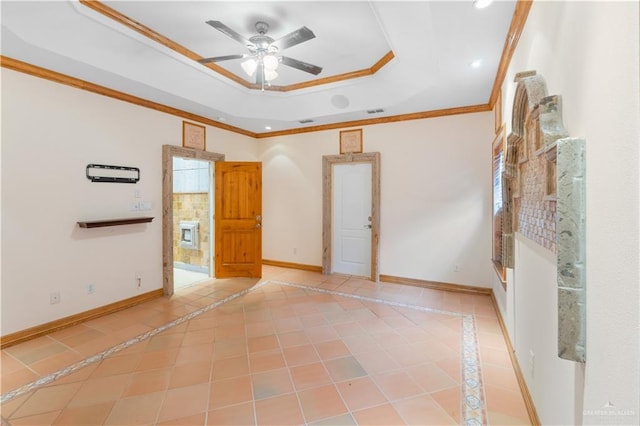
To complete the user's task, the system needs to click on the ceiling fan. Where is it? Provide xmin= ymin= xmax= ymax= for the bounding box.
xmin=199 ymin=20 xmax=323 ymax=88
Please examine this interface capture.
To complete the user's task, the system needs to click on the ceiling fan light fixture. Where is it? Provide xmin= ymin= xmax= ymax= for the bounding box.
xmin=264 ymin=69 xmax=278 ymax=82
xmin=473 ymin=0 xmax=494 ymax=9
xmin=263 ymin=54 xmax=279 ymax=71
xmin=241 ymin=58 xmax=258 ymax=77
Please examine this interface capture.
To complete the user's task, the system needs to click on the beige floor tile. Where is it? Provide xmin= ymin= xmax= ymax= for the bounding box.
xmin=53 ymin=400 xmax=115 ymax=425
xmin=0 ymin=268 xmax=533 ymax=426
xmin=248 ymin=334 xmax=280 ymax=353
xmin=282 ymin=344 xmax=320 ymax=366
xmin=10 ymin=410 xmax=62 ymax=425
xmin=324 ymin=356 xmax=367 ymax=382
xmin=209 ymin=375 xmax=252 ymax=410
xmin=278 ymin=330 xmax=310 ymax=348
xmin=122 ymin=368 xmax=172 ymax=398
xmin=211 ymin=355 xmax=249 ymax=381
xmin=158 ymin=411 xmax=207 ymax=425
xmin=12 ymin=382 xmax=83 ymax=419
xmin=335 ymin=377 xmax=387 ymax=411
xmin=484 ymin=384 xmax=530 ymax=421
xmin=0 ymin=352 xmax=28 ymax=375
xmin=405 ymin=362 xmax=459 ymax=393
xmin=249 ymin=350 xmax=286 ymax=373
xmin=255 ymin=393 xmax=304 ymax=426
xmin=251 ymin=368 xmax=294 ymax=400
xmin=352 ymin=403 xmax=405 ymax=425
xmin=89 ymin=353 xmax=142 ymax=379
xmin=297 ymin=384 xmax=348 ymax=423
xmin=175 ymin=342 xmax=215 ymax=365
xmin=136 ymin=347 xmax=180 ymax=371
xmin=372 ymin=370 xmax=423 ymax=401
xmin=393 ymin=394 xmax=457 ymax=425
xmin=430 ymin=386 xmax=463 ymax=424
xmin=66 ymin=374 xmax=130 ymax=408
xmin=290 ymin=362 xmax=332 ymax=390
xmin=169 ymin=359 xmax=212 ymax=389
xmin=1 ymin=367 xmax=39 ymax=393
xmin=104 ymin=391 xmax=164 ymax=425
xmin=207 ymin=401 xmax=255 ymax=425
xmin=487 ymin=410 xmax=533 ymax=425
xmin=157 ymin=382 xmax=209 ymax=423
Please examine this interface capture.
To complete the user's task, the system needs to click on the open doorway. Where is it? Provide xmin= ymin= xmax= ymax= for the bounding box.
xmin=162 ymin=145 xmax=224 ymax=296
xmin=172 ymin=157 xmax=212 ymax=289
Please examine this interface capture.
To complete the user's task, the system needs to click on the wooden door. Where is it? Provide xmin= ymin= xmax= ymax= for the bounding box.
xmin=332 ymin=163 xmax=372 ymax=276
xmin=215 ymin=162 xmax=262 ymax=278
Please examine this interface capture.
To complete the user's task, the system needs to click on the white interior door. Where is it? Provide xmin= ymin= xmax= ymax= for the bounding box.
xmin=332 ymin=163 xmax=372 ymax=276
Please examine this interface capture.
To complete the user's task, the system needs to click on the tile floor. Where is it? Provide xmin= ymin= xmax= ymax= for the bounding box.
xmin=1 ymin=266 xmax=531 ymax=425
xmin=173 ymin=268 xmax=211 ymax=289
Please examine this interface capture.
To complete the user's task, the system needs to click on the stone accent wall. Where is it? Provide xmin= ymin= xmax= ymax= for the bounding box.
xmin=173 ymin=192 xmax=210 ymax=267
xmin=507 ymin=71 xmax=586 ymax=363
xmin=517 ymin=121 xmax=557 ymax=252
xmin=509 ymin=73 xmax=567 ymax=255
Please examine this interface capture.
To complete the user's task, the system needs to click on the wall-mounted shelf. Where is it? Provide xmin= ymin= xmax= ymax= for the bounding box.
xmin=77 ymin=217 xmax=154 ymax=228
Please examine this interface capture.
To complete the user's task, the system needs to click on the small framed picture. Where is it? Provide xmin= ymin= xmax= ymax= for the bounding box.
xmin=339 ymin=129 xmax=363 ymax=154
xmin=182 ymin=121 xmax=206 ymax=150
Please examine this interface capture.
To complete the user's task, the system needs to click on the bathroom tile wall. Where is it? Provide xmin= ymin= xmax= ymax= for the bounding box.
xmin=173 ymin=193 xmax=210 ymax=267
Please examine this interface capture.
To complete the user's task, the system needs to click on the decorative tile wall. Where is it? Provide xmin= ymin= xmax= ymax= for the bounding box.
xmin=173 ymin=193 xmax=210 ymax=267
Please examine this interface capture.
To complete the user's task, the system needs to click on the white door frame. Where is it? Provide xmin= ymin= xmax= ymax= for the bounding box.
xmin=322 ymin=152 xmax=380 ymax=282
xmin=162 ymin=145 xmax=224 ymax=296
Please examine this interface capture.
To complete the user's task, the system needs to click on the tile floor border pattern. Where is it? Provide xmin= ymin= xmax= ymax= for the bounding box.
xmin=268 ymin=280 xmax=488 ymax=426
xmin=0 ymin=281 xmax=268 ymax=405
xmin=1 ymin=278 xmax=488 ymax=425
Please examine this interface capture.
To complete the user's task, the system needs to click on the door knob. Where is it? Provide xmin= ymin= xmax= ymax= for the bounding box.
xmin=256 ymin=223 xmax=261 ymax=229
xmin=364 ymin=224 xmax=372 ymax=229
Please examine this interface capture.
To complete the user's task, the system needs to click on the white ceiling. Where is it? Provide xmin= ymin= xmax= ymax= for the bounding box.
xmin=1 ymin=0 xmax=516 ymax=135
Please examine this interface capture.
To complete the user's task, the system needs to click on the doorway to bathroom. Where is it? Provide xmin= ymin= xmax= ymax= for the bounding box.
xmin=172 ymin=157 xmax=213 ymax=289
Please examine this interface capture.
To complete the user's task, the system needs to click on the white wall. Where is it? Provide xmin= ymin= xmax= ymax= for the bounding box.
xmin=258 ymin=113 xmax=496 ymax=288
xmin=0 ymin=69 xmax=257 ymax=334
xmin=1 ymin=67 xmax=496 ymax=335
xmin=503 ymin=1 xmax=639 ymax=424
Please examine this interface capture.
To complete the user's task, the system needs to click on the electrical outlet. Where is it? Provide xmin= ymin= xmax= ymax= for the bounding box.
xmin=87 ymin=284 xmax=95 ymax=295
xmin=293 ymin=248 xmax=297 ymax=255
xmin=135 ymin=272 xmax=142 ymax=288
xmin=50 ymin=291 xmax=61 ymax=304
xmin=454 ymin=264 xmax=460 ymax=272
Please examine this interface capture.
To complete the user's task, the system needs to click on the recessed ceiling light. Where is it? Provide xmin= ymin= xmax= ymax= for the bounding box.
xmin=473 ymin=0 xmax=494 ymax=9
xmin=217 ymin=116 xmax=226 ymax=122
xmin=471 ymin=59 xmax=482 ymax=69
xmin=265 ymin=126 xmax=272 ymax=130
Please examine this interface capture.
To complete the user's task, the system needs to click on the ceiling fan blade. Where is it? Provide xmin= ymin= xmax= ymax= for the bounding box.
xmin=273 ymin=26 xmax=315 ymax=50
xmin=198 ymin=54 xmax=246 ymax=64
xmin=205 ymin=20 xmax=250 ymax=46
xmin=281 ymin=56 xmax=323 ymax=75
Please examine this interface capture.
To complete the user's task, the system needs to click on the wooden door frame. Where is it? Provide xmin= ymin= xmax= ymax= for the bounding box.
xmin=162 ymin=145 xmax=225 ymax=296
xmin=322 ymin=152 xmax=380 ymax=282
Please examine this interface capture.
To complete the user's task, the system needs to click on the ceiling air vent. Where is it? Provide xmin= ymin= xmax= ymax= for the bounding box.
xmin=299 ymin=119 xmax=314 ymax=124
xmin=366 ymin=108 xmax=384 ymax=114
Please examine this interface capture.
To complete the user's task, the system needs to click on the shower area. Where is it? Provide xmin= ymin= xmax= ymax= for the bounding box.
xmin=172 ymin=157 xmax=213 ymax=288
